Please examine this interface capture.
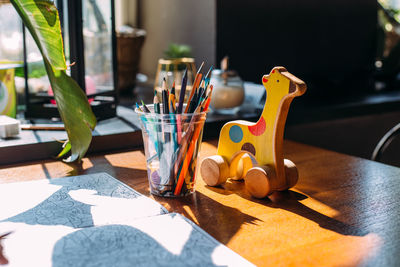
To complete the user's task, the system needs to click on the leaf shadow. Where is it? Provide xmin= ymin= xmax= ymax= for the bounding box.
xmin=51 ymin=221 xmax=231 ymax=267
xmin=34 ymin=0 xmax=57 ymax=27
xmin=61 ymin=155 xmax=149 ymax=191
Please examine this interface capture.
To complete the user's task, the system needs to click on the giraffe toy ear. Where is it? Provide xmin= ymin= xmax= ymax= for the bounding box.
xmin=271 ymin=66 xmax=287 ymax=74
xmin=280 ymin=71 xmax=307 ymax=96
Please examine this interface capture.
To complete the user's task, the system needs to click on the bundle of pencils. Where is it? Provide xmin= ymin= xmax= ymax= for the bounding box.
xmin=137 ymin=62 xmax=214 ymax=196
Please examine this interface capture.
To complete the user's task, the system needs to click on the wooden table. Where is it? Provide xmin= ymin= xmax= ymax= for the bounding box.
xmin=1 ymin=140 xmax=400 ymax=266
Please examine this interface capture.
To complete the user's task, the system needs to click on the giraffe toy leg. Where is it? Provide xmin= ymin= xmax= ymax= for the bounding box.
xmin=229 ymin=152 xmax=254 ymax=180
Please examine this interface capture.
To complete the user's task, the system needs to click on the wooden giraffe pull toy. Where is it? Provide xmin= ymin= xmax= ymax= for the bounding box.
xmin=200 ymin=66 xmax=306 ymax=198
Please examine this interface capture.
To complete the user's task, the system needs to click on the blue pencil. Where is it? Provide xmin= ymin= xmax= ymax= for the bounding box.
xmin=169 ymin=100 xmax=178 ymax=152
xmin=153 ymin=93 xmax=163 ymax=159
xmin=137 ymin=102 xmax=160 ymax=160
xmin=204 ymin=65 xmax=213 ymax=89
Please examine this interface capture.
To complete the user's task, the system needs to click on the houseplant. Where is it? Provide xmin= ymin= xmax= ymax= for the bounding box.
xmin=10 ymin=0 xmax=97 ymax=162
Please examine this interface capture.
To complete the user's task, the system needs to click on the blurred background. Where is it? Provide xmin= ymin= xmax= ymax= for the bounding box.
xmin=120 ymin=0 xmax=400 ymax=167
xmin=2 ymin=0 xmax=400 ymax=166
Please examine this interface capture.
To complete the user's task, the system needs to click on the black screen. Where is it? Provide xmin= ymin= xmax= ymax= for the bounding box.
xmin=216 ymin=0 xmax=377 ymax=99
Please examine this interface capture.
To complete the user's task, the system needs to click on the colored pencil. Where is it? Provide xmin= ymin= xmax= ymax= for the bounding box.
xmin=204 ymin=65 xmax=213 ymax=89
xmin=153 ymin=91 xmax=163 ymax=159
xmin=170 ymin=82 xmax=176 ymax=111
xmin=188 ymin=88 xmax=198 ymax=113
xmin=174 ymin=105 xmax=206 ymax=195
xmin=162 ymin=78 xmax=169 ymax=114
xmin=136 ymin=102 xmax=143 ymax=112
xmin=154 ymin=90 xmax=161 ymax=114
xmin=174 ymin=85 xmax=214 ymax=195
xmin=160 ymin=78 xmax=171 ymax=170
xmin=141 ymin=100 xmax=151 ymax=113
xmin=203 ymin=85 xmax=213 ymax=111
xmin=197 ymin=87 xmax=205 ymax=107
xmin=162 ymin=90 xmax=169 ymax=114
xmin=189 ymin=91 xmax=213 ymax=185
xmin=184 ymin=61 xmax=204 ymax=113
xmin=169 ymin=92 xmax=178 ymax=152
xmin=177 ymin=68 xmax=188 ymax=114
xmin=173 ymin=105 xmax=200 ymax=188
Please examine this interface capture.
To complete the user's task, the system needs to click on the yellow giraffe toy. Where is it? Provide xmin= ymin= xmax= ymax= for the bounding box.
xmin=200 ymin=66 xmax=306 ymax=198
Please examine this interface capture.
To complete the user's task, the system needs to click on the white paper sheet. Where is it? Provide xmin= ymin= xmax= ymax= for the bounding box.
xmin=0 ymin=173 xmax=254 ymax=266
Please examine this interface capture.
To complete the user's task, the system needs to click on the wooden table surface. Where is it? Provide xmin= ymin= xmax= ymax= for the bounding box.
xmin=1 ymin=140 xmax=400 ymax=266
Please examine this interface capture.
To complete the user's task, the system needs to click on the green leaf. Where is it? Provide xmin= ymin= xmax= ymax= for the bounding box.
xmin=43 ymin=58 xmax=96 ymax=162
xmin=11 ymin=0 xmax=66 ymax=71
xmin=56 ymin=140 xmax=71 ymax=159
xmin=11 ymin=0 xmax=97 ymax=162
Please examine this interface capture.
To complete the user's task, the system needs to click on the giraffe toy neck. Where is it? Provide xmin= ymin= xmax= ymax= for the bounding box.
xmin=251 ymin=68 xmax=291 ymax=165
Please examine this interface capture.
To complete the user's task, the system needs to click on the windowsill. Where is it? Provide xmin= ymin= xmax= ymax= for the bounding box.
xmin=0 ymin=106 xmax=143 ymax=166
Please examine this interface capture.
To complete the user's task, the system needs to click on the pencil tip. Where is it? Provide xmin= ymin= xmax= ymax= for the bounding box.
xmin=197 ymin=61 xmax=205 ymax=73
xmin=206 ymin=65 xmax=213 ymax=79
xmin=162 ymin=77 xmax=168 ymax=90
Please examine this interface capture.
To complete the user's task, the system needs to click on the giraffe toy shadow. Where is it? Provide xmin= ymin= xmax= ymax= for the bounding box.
xmin=200 ymin=66 xmax=306 ymax=198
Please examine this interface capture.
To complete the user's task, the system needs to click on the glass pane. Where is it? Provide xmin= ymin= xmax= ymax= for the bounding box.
xmin=82 ymin=0 xmax=114 ymax=95
xmin=61 ymin=0 xmax=70 ymax=72
xmin=0 ymin=2 xmax=23 ymax=62
xmin=25 ymin=31 xmax=51 ymax=98
xmin=0 ymin=1 xmax=25 ymax=109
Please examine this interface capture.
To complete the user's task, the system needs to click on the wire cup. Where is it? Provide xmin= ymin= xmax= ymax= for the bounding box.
xmin=136 ymin=104 xmax=207 ymax=197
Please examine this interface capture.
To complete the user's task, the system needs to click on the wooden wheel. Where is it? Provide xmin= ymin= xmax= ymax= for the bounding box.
xmin=200 ymin=155 xmax=229 ymax=186
xmin=244 ymin=165 xmax=275 ymax=198
xmin=284 ymin=159 xmax=298 ymax=189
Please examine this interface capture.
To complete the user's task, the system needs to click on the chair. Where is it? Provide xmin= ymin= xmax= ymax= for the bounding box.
xmin=371 ymin=122 xmax=400 ymax=162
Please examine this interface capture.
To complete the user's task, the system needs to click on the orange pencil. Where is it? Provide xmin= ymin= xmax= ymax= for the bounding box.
xmin=203 ymin=85 xmax=213 ymax=111
xmin=173 ymin=103 xmax=202 ymax=189
xmin=174 ymin=116 xmax=206 ymax=195
xmin=189 ymin=87 xmax=213 ymax=185
xmin=173 ymin=111 xmax=197 ymax=178
xmin=184 ymin=62 xmax=204 ymax=113
xmin=174 ymin=100 xmax=208 ymax=195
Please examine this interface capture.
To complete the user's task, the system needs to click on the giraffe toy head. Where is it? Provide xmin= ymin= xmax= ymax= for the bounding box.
xmin=262 ymin=66 xmax=306 ymax=98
